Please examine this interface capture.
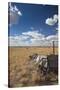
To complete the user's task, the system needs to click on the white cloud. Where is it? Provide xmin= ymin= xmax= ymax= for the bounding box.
xmin=8 ymin=2 xmax=22 ymax=26
xmin=30 ymin=39 xmax=51 ymax=46
xmin=46 ymin=35 xmax=58 ymax=41
xmin=18 ymin=11 xmax=22 ymax=16
xmin=8 ymin=35 xmax=30 ymax=46
xmin=29 ymin=34 xmax=58 ymax=46
xmin=9 ymin=31 xmax=58 ymax=46
xmin=45 ymin=14 xmax=58 ymax=26
xmin=14 ymin=5 xmax=18 ymax=12
xmin=22 ymin=31 xmax=45 ymax=40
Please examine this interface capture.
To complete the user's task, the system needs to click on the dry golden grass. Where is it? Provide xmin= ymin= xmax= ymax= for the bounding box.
xmin=8 ymin=47 xmax=58 ymax=87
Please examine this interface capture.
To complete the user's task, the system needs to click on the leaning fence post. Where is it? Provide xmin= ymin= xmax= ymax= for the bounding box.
xmin=52 ymin=41 xmax=55 ymax=55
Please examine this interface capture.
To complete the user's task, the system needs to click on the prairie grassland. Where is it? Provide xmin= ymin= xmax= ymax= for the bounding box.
xmin=8 ymin=47 xmax=58 ymax=87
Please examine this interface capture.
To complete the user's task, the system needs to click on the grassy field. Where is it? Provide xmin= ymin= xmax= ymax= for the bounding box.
xmin=8 ymin=47 xmax=58 ymax=87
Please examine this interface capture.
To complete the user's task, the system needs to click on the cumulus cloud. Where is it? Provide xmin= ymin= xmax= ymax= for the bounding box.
xmin=45 ymin=14 xmax=58 ymax=26
xmin=22 ymin=31 xmax=45 ymax=40
xmin=30 ymin=34 xmax=58 ymax=46
xmin=46 ymin=35 xmax=58 ymax=41
xmin=8 ymin=35 xmax=30 ymax=46
xmin=8 ymin=2 xmax=22 ymax=26
xmin=9 ymin=31 xmax=58 ymax=46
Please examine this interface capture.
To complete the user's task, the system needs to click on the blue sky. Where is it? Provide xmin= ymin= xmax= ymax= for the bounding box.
xmin=8 ymin=2 xmax=58 ymax=46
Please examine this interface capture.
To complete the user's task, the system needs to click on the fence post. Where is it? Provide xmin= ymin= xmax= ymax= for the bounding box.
xmin=52 ymin=41 xmax=55 ymax=55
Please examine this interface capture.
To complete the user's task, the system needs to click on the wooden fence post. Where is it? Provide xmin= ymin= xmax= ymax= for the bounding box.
xmin=52 ymin=41 xmax=55 ymax=55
